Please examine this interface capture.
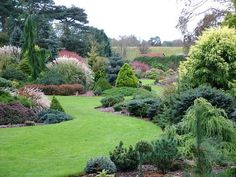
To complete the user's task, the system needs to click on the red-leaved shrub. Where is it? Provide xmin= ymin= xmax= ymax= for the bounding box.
xmin=0 ymin=102 xmax=36 ymax=125
xmin=131 ymin=61 xmax=150 ymax=72
xmin=24 ymin=84 xmax=85 ymax=95
xmin=58 ymin=50 xmax=84 ymax=62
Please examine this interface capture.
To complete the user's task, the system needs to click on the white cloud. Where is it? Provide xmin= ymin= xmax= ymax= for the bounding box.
xmin=54 ymin=0 xmax=183 ymax=41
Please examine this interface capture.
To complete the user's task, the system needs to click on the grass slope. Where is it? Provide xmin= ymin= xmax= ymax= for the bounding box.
xmin=0 ymin=96 xmax=162 ymax=177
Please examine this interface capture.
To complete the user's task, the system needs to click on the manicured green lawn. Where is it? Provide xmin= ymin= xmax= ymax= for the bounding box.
xmin=0 ymin=96 xmax=162 ymax=177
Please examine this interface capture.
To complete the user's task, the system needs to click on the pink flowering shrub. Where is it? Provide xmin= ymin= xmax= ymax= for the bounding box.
xmin=58 ymin=50 xmax=84 ymax=63
xmin=131 ymin=61 xmax=150 ymax=72
xmin=19 ymin=87 xmax=50 ymax=113
xmin=0 ymin=45 xmax=21 ymax=58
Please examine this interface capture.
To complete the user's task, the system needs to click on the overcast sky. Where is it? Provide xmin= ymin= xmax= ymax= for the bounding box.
xmin=54 ymin=0 xmax=184 ymax=41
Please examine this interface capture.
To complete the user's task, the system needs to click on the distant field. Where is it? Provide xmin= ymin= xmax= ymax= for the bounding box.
xmin=112 ymin=47 xmax=183 ymax=60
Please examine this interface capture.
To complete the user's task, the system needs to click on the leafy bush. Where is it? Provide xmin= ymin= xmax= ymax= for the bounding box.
xmin=96 ymin=170 xmax=115 ymax=177
xmin=141 ymin=85 xmax=152 ymax=91
xmin=84 ymin=157 xmax=117 ymax=174
xmin=17 ymin=59 xmax=31 ymax=75
xmin=1 ymin=67 xmax=27 ymax=81
xmin=0 ymin=90 xmax=32 ymax=108
xmin=146 ymin=99 xmax=161 ymax=119
xmin=179 ymin=27 xmax=236 ymax=91
xmin=0 ymin=102 xmax=36 ymax=125
xmin=24 ymin=84 xmax=85 ymax=95
xmin=50 ymin=96 xmax=64 ymax=112
xmin=0 ymin=77 xmax=12 ymax=87
xmin=94 ymin=78 xmax=112 ymax=92
xmin=36 ymin=70 xmax=66 ymax=85
xmin=101 ymin=95 xmax=124 ymax=107
xmin=134 ymin=55 xmax=185 ymax=70
xmin=135 ymin=140 xmax=153 ymax=156
xmin=18 ymin=87 xmax=50 ymax=113
xmin=110 ymin=141 xmax=139 ymax=171
xmin=94 ymin=87 xmax=103 ymax=96
xmin=143 ymin=68 xmax=162 ymax=80
xmin=155 ymin=86 xmax=236 ymax=127
xmin=37 ymin=109 xmax=72 ymax=124
xmin=127 ymin=99 xmax=148 ymax=117
xmin=94 ymin=67 xmax=106 ymax=82
xmin=179 ymin=98 xmax=236 ymax=175
xmin=102 ymin=87 xmax=141 ymax=97
xmin=106 ymin=56 xmax=124 ymax=85
xmin=115 ymin=63 xmax=139 ymax=88
xmin=47 ymin=57 xmax=93 ymax=88
xmin=113 ymin=102 xmax=127 ymax=112
xmin=127 ymin=98 xmax=160 ymax=118
xmin=151 ymin=137 xmax=178 ymax=173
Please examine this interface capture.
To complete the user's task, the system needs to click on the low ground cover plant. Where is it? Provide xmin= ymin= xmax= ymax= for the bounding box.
xmin=0 ymin=102 xmax=36 ymax=125
xmin=37 ymin=109 xmax=72 ymax=124
xmin=84 ymin=157 xmax=117 ymax=174
xmin=109 ymin=141 xmax=139 ymax=171
xmin=101 ymin=95 xmax=124 ymax=107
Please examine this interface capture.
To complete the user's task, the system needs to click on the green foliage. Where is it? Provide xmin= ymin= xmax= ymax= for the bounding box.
xmin=154 ymin=86 xmax=236 ymax=128
xmin=94 ymin=67 xmax=106 ymax=82
xmin=84 ymin=157 xmax=116 ymax=174
xmin=102 ymin=87 xmax=143 ymax=97
xmin=134 ymin=55 xmax=185 ymax=70
xmin=216 ymin=167 xmax=236 ymax=177
xmin=17 ymin=59 xmax=31 ymax=75
xmin=93 ymin=78 xmax=112 ymax=92
xmin=1 ymin=67 xmax=27 ymax=81
xmin=36 ymin=70 xmax=66 ymax=85
xmin=179 ymin=27 xmax=236 ymax=91
xmin=222 ymin=12 xmax=236 ymax=29
xmin=180 ymin=98 xmax=236 ymax=175
xmin=106 ymin=56 xmax=124 ymax=85
xmin=0 ymin=77 xmax=12 ymax=87
xmin=50 ymin=96 xmax=65 ymax=112
xmin=109 ymin=141 xmax=139 ymax=171
xmin=100 ymin=95 xmax=124 ymax=108
xmin=0 ymin=90 xmax=32 ymax=108
xmin=115 ymin=63 xmax=139 ymax=88
xmin=0 ymin=32 xmax=9 ymax=46
xmin=96 ymin=170 xmax=115 ymax=177
xmin=10 ymin=26 xmax=23 ymax=47
xmin=141 ymin=85 xmax=152 ymax=91
xmin=127 ymin=98 xmax=160 ymax=118
xmin=113 ymin=102 xmax=127 ymax=112
xmin=135 ymin=140 xmax=153 ymax=156
xmin=48 ymin=62 xmax=86 ymax=86
xmin=94 ymin=87 xmax=103 ymax=96
xmin=87 ymin=41 xmax=98 ymax=68
xmin=132 ymin=89 xmax=156 ymax=99
xmin=37 ymin=109 xmax=72 ymax=124
xmin=151 ymin=137 xmax=178 ymax=173
xmin=22 ymin=15 xmax=48 ymax=79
